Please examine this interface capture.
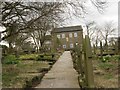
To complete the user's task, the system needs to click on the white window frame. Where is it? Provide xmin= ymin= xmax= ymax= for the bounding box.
xmin=75 ymin=42 xmax=78 ymax=45
xmin=70 ymin=43 xmax=74 ymax=48
xmin=62 ymin=34 xmax=65 ymax=38
xmin=69 ymin=33 xmax=72 ymax=38
xmin=74 ymin=32 xmax=78 ymax=37
xmin=63 ymin=44 xmax=66 ymax=48
xmin=57 ymin=34 xmax=60 ymax=39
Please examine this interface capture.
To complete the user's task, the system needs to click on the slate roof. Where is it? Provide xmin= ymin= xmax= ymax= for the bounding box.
xmin=53 ymin=25 xmax=83 ymax=33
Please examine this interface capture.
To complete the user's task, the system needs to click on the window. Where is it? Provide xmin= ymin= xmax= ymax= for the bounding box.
xmin=75 ymin=42 xmax=78 ymax=45
xmin=69 ymin=33 xmax=72 ymax=38
xmin=57 ymin=34 xmax=60 ymax=39
xmin=70 ymin=43 xmax=74 ymax=48
xmin=63 ymin=44 xmax=66 ymax=48
xmin=62 ymin=34 xmax=65 ymax=38
xmin=74 ymin=32 xmax=78 ymax=37
xmin=66 ymin=37 xmax=69 ymax=42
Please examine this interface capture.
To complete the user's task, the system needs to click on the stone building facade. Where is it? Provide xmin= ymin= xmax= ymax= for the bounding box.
xmin=52 ymin=25 xmax=83 ymax=50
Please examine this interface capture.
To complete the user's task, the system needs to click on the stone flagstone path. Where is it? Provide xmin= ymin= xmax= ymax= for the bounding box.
xmin=35 ymin=51 xmax=80 ymax=88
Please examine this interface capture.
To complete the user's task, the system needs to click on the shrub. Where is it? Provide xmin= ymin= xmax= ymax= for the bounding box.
xmin=118 ymin=56 xmax=120 ymax=61
xmin=100 ymin=55 xmax=120 ymax=62
xmin=36 ymin=54 xmax=53 ymax=61
xmin=19 ymin=54 xmax=38 ymax=60
xmin=3 ymin=55 xmax=19 ymax=64
xmin=112 ymin=55 xmax=120 ymax=61
xmin=101 ymin=55 xmax=111 ymax=62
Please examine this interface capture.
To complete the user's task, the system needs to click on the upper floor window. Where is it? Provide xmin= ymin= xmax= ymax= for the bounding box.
xmin=57 ymin=34 xmax=60 ymax=39
xmin=74 ymin=32 xmax=78 ymax=37
xmin=69 ymin=33 xmax=72 ymax=38
xmin=62 ymin=34 xmax=65 ymax=38
xmin=66 ymin=37 xmax=69 ymax=42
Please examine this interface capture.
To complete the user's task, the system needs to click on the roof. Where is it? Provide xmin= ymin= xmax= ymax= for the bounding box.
xmin=53 ymin=25 xmax=83 ymax=33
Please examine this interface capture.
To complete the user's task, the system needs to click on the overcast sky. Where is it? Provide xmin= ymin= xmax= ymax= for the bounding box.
xmin=61 ymin=0 xmax=118 ymax=38
xmin=64 ymin=0 xmax=118 ymax=26
xmin=0 ymin=0 xmax=119 ymax=46
xmin=0 ymin=0 xmax=118 ymax=30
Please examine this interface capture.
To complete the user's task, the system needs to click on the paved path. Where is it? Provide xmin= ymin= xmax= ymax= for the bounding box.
xmin=35 ymin=51 xmax=80 ymax=88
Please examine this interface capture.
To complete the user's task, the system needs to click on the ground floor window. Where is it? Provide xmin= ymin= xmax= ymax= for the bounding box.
xmin=70 ymin=43 xmax=74 ymax=48
xmin=75 ymin=42 xmax=78 ymax=45
xmin=63 ymin=44 xmax=66 ymax=48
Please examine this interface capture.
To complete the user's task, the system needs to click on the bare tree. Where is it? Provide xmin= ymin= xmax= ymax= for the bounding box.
xmin=1 ymin=2 xmax=64 ymax=41
xmin=94 ymin=21 xmax=117 ymax=54
xmin=100 ymin=21 xmax=116 ymax=47
xmin=84 ymin=21 xmax=96 ymax=40
xmin=1 ymin=2 xmax=64 ymax=53
xmin=28 ymin=20 xmax=51 ymax=52
xmin=0 ymin=1 xmax=107 ymax=53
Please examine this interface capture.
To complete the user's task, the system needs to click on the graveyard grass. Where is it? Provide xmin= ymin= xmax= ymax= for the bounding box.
xmin=93 ymin=55 xmax=119 ymax=88
xmin=2 ymin=49 xmax=119 ymax=88
xmin=2 ymin=53 xmax=60 ymax=88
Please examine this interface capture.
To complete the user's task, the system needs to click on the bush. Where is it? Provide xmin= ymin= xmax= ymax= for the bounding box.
xmin=19 ymin=54 xmax=38 ymax=60
xmin=3 ymin=55 xmax=19 ymax=64
xmin=118 ymin=56 xmax=120 ymax=61
xmin=101 ymin=55 xmax=111 ymax=62
xmin=36 ymin=54 xmax=53 ymax=61
xmin=100 ymin=55 xmax=120 ymax=62
xmin=112 ymin=55 xmax=120 ymax=61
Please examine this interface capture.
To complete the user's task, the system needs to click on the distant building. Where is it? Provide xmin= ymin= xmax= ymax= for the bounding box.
xmin=52 ymin=25 xmax=83 ymax=50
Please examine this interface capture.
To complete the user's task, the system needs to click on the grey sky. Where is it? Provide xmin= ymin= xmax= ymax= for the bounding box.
xmin=0 ymin=0 xmax=119 ymax=46
xmin=0 ymin=0 xmax=118 ymax=29
xmin=63 ymin=0 xmax=118 ymax=26
xmin=61 ymin=0 xmax=118 ymax=38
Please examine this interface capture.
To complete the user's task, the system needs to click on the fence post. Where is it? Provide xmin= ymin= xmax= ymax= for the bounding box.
xmin=0 ymin=32 xmax=2 ymax=89
xmin=76 ymin=44 xmax=83 ymax=75
xmin=84 ymin=35 xmax=94 ymax=88
xmin=93 ymin=44 xmax=96 ymax=55
xmin=100 ymin=41 xmax=103 ymax=59
xmin=82 ymin=38 xmax=88 ymax=87
xmin=115 ymin=41 xmax=118 ymax=55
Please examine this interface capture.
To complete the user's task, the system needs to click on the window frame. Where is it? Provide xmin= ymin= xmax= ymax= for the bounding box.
xmin=74 ymin=32 xmax=78 ymax=37
xmin=70 ymin=43 xmax=74 ymax=48
xmin=69 ymin=33 xmax=72 ymax=38
xmin=57 ymin=34 xmax=60 ymax=39
xmin=62 ymin=34 xmax=65 ymax=38
xmin=63 ymin=44 xmax=66 ymax=48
